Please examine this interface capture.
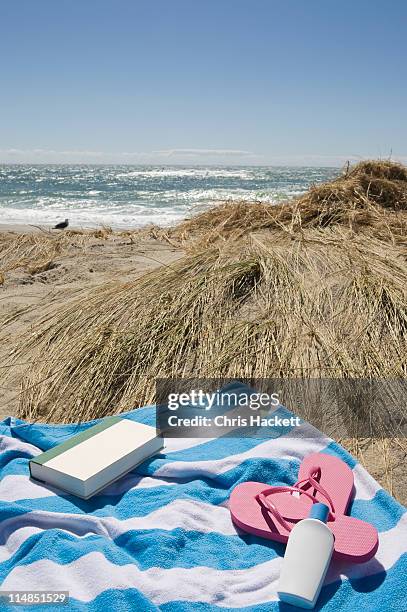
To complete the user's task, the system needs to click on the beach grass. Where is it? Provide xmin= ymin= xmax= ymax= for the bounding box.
xmin=0 ymin=226 xmax=116 ymax=279
xmin=2 ymin=160 xmax=406 ymax=424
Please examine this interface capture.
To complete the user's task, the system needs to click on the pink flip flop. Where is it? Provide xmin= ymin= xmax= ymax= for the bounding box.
xmin=229 ymin=453 xmax=378 ymax=563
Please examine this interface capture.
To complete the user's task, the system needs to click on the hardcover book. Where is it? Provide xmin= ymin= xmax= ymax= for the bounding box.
xmin=29 ymin=416 xmax=163 ymax=499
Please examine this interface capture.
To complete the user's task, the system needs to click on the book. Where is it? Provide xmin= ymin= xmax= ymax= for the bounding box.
xmin=29 ymin=416 xmax=164 ymax=499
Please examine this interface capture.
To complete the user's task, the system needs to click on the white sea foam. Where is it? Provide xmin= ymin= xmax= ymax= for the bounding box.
xmin=0 ymin=165 xmax=340 ymax=228
xmin=0 ymin=206 xmax=185 ymax=229
xmin=115 ymin=168 xmax=255 ymax=179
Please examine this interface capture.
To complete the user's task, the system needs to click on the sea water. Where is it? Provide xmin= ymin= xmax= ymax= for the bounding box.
xmin=0 ymin=165 xmax=340 ymax=228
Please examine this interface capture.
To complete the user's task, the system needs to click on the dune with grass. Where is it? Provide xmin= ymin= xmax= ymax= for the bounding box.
xmin=1 ymin=160 xmax=406 ymax=501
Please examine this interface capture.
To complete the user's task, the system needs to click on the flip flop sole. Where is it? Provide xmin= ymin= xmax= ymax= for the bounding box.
xmin=230 ymin=481 xmax=378 ymax=562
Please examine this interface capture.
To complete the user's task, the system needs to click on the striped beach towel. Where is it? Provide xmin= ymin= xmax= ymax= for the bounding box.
xmin=0 ymin=404 xmax=406 ymax=611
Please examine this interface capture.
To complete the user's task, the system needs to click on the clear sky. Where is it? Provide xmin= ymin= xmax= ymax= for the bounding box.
xmin=1 ymin=0 xmax=406 ymax=166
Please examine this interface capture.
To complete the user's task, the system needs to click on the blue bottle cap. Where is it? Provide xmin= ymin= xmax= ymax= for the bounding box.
xmin=309 ymin=502 xmax=329 ymax=523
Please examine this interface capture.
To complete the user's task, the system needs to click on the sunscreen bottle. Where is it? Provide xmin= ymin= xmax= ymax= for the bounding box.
xmin=277 ymin=503 xmax=334 ymax=609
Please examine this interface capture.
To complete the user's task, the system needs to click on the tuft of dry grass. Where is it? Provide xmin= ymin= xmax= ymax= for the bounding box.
xmin=2 ymin=160 xmax=406 ymax=425
xmin=27 ymin=259 xmax=57 ymax=275
xmin=0 ymin=226 xmax=139 ymax=276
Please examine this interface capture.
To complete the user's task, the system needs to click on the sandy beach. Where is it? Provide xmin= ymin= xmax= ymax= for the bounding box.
xmin=0 ymin=224 xmax=184 ymax=416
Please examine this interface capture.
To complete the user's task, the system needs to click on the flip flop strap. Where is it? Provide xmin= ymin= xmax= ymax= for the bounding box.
xmin=256 ymin=486 xmax=318 ymax=532
xmin=293 ymin=467 xmax=336 ymax=514
xmin=256 ymin=467 xmax=335 ymax=532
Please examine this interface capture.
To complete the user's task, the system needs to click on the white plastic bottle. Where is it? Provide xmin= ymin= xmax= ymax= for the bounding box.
xmin=277 ymin=502 xmax=334 ymax=609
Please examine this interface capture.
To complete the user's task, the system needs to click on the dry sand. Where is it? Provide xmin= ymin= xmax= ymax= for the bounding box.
xmin=0 ymin=224 xmax=184 ymax=417
xmin=0 ymin=223 xmax=405 ymax=504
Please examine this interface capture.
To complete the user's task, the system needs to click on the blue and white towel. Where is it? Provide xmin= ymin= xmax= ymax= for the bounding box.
xmin=0 ymin=405 xmax=406 ymax=611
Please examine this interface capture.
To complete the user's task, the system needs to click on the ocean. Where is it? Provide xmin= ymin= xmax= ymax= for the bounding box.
xmin=0 ymin=165 xmax=340 ymax=228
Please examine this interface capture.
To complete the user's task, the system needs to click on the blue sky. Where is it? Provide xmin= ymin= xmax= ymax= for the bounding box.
xmin=1 ymin=0 xmax=406 ymax=166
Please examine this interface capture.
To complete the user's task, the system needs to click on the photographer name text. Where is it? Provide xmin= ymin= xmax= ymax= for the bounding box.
xmin=167 ymin=414 xmax=301 ymax=428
